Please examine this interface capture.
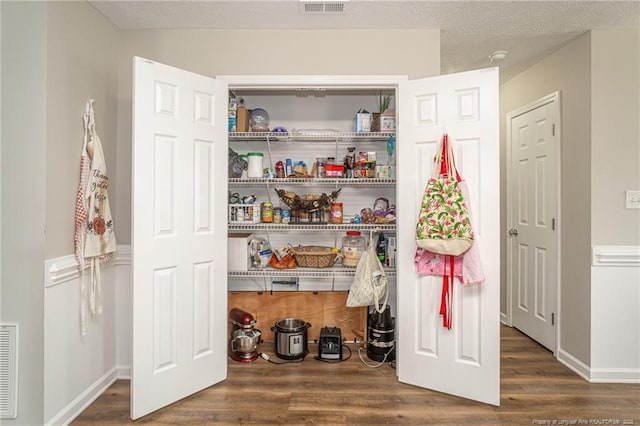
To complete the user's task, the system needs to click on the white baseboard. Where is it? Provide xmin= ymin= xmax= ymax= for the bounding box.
xmin=500 ymin=312 xmax=508 ymax=325
xmin=557 ymin=348 xmax=590 ymax=381
xmin=45 ymin=367 xmax=118 ymax=426
xmin=590 ymin=368 xmax=640 ymax=383
xmin=555 ymin=348 xmax=639 ymax=383
xmin=117 ymin=365 xmax=131 ymax=380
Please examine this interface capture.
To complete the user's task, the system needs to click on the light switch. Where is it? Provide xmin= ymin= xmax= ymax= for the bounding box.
xmin=626 ymin=190 xmax=640 ymax=209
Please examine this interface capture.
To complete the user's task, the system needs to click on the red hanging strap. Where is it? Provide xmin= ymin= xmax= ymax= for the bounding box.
xmin=436 ymin=134 xmax=459 ymax=329
xmin=439 ymin=134 xmax=462 ymax=182
xmin=438 ymin=255 xmax=454 ymax=330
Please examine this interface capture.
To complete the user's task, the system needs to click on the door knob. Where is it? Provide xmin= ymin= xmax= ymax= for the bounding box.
xmin=508 ymin=228 xmax=519 ymax=237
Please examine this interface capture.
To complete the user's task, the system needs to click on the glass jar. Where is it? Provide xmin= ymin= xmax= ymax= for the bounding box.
xmin=342 ymin=231 xmax=366 ymax=267
xmin=261 ymin=202 xmax=273 ymax=223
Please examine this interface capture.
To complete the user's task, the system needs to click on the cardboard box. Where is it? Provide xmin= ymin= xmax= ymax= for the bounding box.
xmin=380 ymin=111 xmax=396 ymax=133
xmin=236 ymin=107 xmax=249 ymax=133
xmin=354 ymin=110 xmax=371 ymax=132
xmin=228 ymin=98 xmax=237 ymax=132
xmin=228 ymin=233 xmax=252 ymax=271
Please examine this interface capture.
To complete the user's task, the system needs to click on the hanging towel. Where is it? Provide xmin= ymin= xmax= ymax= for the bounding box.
xmin=74 ymin=106 xmax=92 ymax=335
xmin=76 ymin=99 xmax=116 ymax=335
xmin=458 ymin=181 xmax=485 ymax=286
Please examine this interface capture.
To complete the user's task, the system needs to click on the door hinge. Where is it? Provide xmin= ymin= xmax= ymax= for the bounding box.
xmin=552 ymin=124 xmax=556 ymax=136
xmin=551 ymin=218 xmax=556 ymax=230
xmin=551 ymin=312 xmax=555 ymax=325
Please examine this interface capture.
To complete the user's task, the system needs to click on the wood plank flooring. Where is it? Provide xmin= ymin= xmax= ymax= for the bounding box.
xmin=72 ymin=326 xmax=640 ymax=425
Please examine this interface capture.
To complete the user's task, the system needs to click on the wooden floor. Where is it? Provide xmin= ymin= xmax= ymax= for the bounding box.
xmin=72 ymin=326 xmax=639 ymax=425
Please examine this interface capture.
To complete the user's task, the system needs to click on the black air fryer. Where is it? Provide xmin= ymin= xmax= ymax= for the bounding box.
xmin=367 ymin=305 xmax=395 ymax=362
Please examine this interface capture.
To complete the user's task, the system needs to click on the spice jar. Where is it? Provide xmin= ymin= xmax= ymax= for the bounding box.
xmin=330 ymin=202 xmax=343 ymax=224
xmin=342 ymin=231 xmax=366 ymax=267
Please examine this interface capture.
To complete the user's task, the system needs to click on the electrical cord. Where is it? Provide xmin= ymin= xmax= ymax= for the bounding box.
xmin=358 ymin=343 xmax=395 ymax=368
xmin=313 ymin=343 xmax=353 ymax=363
xmin=259 ymin=352 xmax=307 ymax=365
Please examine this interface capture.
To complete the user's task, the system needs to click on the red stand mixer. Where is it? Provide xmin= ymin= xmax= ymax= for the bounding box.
xmin=229 ymin=308 xmax=261 ymax=363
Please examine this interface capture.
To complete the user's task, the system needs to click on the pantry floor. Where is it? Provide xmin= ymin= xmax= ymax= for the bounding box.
xmin=71 ymin=325 xmax=639 ymax=425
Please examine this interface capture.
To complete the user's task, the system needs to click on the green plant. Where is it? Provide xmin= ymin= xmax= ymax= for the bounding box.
xmin=377 ymin=93 xmax=392 ymax=113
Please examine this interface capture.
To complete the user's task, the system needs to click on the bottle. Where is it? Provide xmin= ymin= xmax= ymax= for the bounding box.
xmin=284 ymin=158 xmax=293 ymax=177
xmin=342 ymin=231 xmax=366 ymax=267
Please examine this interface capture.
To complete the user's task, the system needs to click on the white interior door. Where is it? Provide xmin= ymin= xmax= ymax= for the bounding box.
xmin=131 ymin=57 xmax=228 ymax=419
xmin=397 ymin=68 xmax=500 ymax=405
xmin=507 ymin=93 xmax=559 ymax=352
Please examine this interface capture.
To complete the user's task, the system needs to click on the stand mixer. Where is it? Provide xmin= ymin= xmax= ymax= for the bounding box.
xmin=229 ymin=308 xmax=261 ymax=363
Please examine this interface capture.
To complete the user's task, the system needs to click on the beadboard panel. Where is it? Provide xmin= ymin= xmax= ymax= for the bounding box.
xmin=43 ymin=247 xmax=127 ymax=424
xmin=590 ymin=245 xmax=640 ymax=383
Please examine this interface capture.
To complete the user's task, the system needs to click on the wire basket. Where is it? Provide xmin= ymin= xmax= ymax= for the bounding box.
xmin=290 ymin=246 xmax=339 ymax=268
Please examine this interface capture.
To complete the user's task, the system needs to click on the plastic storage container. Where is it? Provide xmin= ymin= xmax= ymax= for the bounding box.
xmin=341 ymin=231 xmax=366 ymax=267
xmin=247 ymin=152 xmax=264 ymax=178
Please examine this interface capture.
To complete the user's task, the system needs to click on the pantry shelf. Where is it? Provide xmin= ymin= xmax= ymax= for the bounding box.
xmin=228 ymin=223 xmax=396 ymax=232
xmin=229 ymin=131 xmax=394 ymax=143
xmin=229 ymin=266 xmax=396 ymax=278
xmin=229 ymin=177 xmax=395 ymax=187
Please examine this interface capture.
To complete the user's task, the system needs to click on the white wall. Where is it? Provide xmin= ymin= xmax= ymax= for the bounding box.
xmin=1 ymin=2 xmax=47 ymax=424
xmin=590 ymin=29 xmax=640 ymax=245
xmin=1 ymin=1 xmax=120 ymax=424
xmin=45 ymin=1 xmax=120 ymax=259
xmin=501 ymin=33 xmax=593 ymax=365
xmin=589 ymin=29 xmax=640 ymax=383
xmin=42 ymin=2 xmax=121 ymax=424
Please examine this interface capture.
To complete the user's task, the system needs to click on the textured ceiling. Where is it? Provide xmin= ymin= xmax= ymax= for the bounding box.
xmin=89 ymin=0 xmax=640 ymax=82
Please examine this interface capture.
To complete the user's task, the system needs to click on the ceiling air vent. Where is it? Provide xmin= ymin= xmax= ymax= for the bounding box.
xmin=300 ymin=1 xmax=347 ymax=14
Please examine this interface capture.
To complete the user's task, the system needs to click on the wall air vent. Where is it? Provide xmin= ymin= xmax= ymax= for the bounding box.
xmin=0 ymin=325 xmax=18 ymax=419
xmin=300 ymin=1 xmax=347 ymax=14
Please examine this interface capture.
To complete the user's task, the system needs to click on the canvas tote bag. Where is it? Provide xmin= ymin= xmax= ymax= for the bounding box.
xmin=346 ymin=230 xmax=389 ymax=313
xmin=415 ymin=134 xmax=475 ymax=256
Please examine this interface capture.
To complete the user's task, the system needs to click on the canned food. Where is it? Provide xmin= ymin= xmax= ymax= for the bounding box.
xmin=330 ymin=202 xmax=343 ymax=224
xmin=281 ymin=208 xmax=291 ymax=224
xmin=273 ymin=207 xmax=282 ymax=223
